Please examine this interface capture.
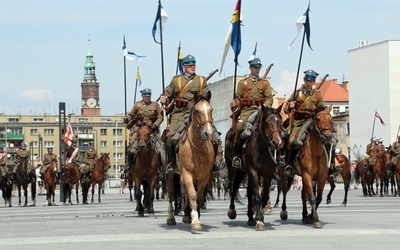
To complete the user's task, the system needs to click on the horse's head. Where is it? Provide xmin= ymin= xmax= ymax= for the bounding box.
xmin=260 ymin=104 xmax=284 ymax=150
xmin=192 ymin=92 xmax=214 ymax=141
xmin=100 ymin=153 xmax=111 ymax=168
xmin=313 ymin=105 xmax=334 ymax=144
xmin=137 ymin=125 xmax=152 ymax=152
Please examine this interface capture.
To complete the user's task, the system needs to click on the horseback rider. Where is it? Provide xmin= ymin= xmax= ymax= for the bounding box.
xmin=0 ymin=146 xmax=10 ymax=185
xmin=328 ymin=148 xmax=345 ymax=179
xmin=40 ymin=147 xmax=59 ymax=182
xmin=65 ymin=138 xmax=80 ymax=166
xmin=11 ymin=142 xmax=36 ymax=184
xmin=282 ymin=69 xmax=331 ymax=177
xmin=229 ymin=56 xmax=273 ymax=169
xmin=124 ymin=87 xmax=164 ymax=173
xmin=159 ymin=54 xmax=221 ymax=174
xmin=365 ymin=137 xmax=378 ymax=175
xmin=389 ymin=136 xmax=400 ymax=172
xmin=83 ymin=142 xmax=98 ymax=180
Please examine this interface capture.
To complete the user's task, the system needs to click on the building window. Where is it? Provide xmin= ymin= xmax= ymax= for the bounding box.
xmin=31 ymin=141 xmax=39 ymax=148
xmin=8 ymin=118 xmax=19 ymax=122
xmin=79 ymin=118 xmax=89 ymax=122
xmin=347 ymin=123 xmax=350 ymax=135
xmin=113 ymin=153 xmax=123 ymax=159
xmin=101 ymin=118 xmax=111 ymax=122
xmin=345 ymin=106 xmax=349 ymax=113
xmin=333 ymin=106 xmax=340 ymax=114
xmin=113 ymin=129 xmax=123 ymax=136
xmin=44 ymin=141 xmax=55 ymax=148
xmin=44 ymin=129 xmax=54 ymax=136
xmin=79 ymin=128 xmax=90 ymax=134
xmin=100 ymin=141 xmax=107 ymax=147
xmin=33 ymin=118 xmax=44 ymax=122
xmin=113 ymin=141 xmax=123 ymax=147
xmin=30 ymin=129 xmax=39 ymax=136
xmin=100 ymin=129 xmax=107 ymax=136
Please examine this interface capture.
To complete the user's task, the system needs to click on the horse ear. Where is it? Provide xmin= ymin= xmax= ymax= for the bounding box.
xmin=205 ymin=91 xmax=211 ymax=101
xmin=327 ymin=104 xmax=333 ymax=112
xmin=194 ymin=92 xmax=199 ymax=101
xmin=276 ymin=103 xmax=283 ymax=113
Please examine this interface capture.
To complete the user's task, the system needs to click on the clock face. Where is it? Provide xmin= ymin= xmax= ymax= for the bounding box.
xmin=81 ymin=99 xmax=86 ymax=107
xmin=87 ymin=98 xmax=97 ymax=108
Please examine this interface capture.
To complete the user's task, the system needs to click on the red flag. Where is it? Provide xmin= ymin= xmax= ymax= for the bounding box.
xmin=64 ymin=121 xmax=74 ymax=146
xmin=375 ymin=111 xmax=385 ymax=126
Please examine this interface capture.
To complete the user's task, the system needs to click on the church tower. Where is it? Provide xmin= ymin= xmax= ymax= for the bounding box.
xmin=81 ymin=43 xmax=100 ymax=115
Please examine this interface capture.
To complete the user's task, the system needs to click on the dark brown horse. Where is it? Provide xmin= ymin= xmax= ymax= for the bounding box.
xmin=82 ymin=153 xmax=110 ymax=204
xmin=226 ymin=105 xmax=283 ymax=231
xmin=0 ymin=167 xmax=12 ymax=207
xmin=396 ymin=158 xmax=400 ymax=197
xmin=15 ymin=157 xmax=36 ymax=207
xmin=61 ymin=162 xmax=81 ymax=205
xmin=43 ymin=159 xmax=58 ymax=206
xmin=373 ymin=148 xmax=386 ymax=197
xmin=355 ymin=158 xmax=375 ymax=196
xmin=280 ymin=106 xmax=333 ymax=228
xmin=326 ymin=153 xmax=351 ymax=206
xmin=132 ymin=124 xmax=159 ymax=217
xmin=384 ymin=148 xmax=397 ymax=196
xmin=166 ymin=92 xmax=215 ymax=231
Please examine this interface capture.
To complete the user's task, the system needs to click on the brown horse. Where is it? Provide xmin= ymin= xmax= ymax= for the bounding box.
xmin=166 ymin=92 xmax=215 ymax=231
xmin=0 ymin=167 xmax=12 ymax=207
xmin=396 ymin=158 xmax=400 ymax=197
xmin=43 ymin=159 xmax=58 ymax=206
xmin=384 ymin=147 xmax=397 ymax=196
xmin=61 ymin=162 xmax=81 ymax=205
xmin=355 ymin=158 xmax=375 ymax=196
xmin=373 ymin=149 xmax=386 ymax=197
xmin=280 ymin=106 xmax=333 ymax=228
xmin=82 ymin=153 xmax=110 ymax=204
xmin=15 ymin=158 xmax=36 ymax=207
xmin=132 ymin=124 xmax=159 ymax=217
xmin=226 ymin=105 xmax=283 ymax=231
xmin=326 ymin=153 xmax=351 ymax=206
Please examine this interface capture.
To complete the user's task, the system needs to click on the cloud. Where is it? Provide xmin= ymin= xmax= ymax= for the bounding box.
xmin=19 ymin=89 xmax=54 ymax=102
xmin=273 ymin=69 xmax=297 ymax=99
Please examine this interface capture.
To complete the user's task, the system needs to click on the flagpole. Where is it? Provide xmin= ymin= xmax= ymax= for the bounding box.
xmin=371 ymin=110 xmax=377 ymax=139
xmin=134 ymin=66 xmax=139 ymax=103
xmin=123 ymin=36 xmax=128 ymax=115
xmin=158 ymin=0 xmax=166 ymax=97
xmin=176 ymin=41 xmax=181 ymax=75
xmin=292 ymin=22 xmax=307 ymax=101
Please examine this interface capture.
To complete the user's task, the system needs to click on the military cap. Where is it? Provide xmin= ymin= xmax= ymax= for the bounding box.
xmin=181 ymin=54 xmax=196 ymax=65
xmin=304 ymin=69 xmax=319 ymax=81
xmin=20 ymin=142 xmax=26 ymax=147
xmin=248 ymin=57 xmax=262 ymax=67
xmin=0 ymin=146 xmax=3 ymax=150
xmin=140 ymin=88 xmax=152 ymax=96
xmin=47 ymin=147 xmax=53 ymax=151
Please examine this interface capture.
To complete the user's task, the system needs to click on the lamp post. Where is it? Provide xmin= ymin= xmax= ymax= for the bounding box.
xmin=115 ymin=120 xmax=118 ymax=180
xmin=38 ymin=132 xmax=42 ymax=159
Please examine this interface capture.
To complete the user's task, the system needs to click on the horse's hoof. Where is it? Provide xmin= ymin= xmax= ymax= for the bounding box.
xmin=228 ymin=209 xmax=237 ymax=220
xmin=302 ymin=215 xmax=314 ymax=225
xmin=148 ymin=213 xmax=156 ymax=218
xmin=191 ymin=223 xmax=202 ymax=231
xmin=173 ymin=210 xmax=180 ymax=216
xmin=167 ymin=218 xmax=176 ymax=226
xmin=247 ymin=219 xmax=256 ymax=227
xmin=138 ymin=212 xmax=144 ymax=217
xmin=341 ymin=203 xmax=346 ymax=207
xmin=182 ymin=215 xmax=191 ymax=224
xmin=313 ymin=221 xmax=323 ymax=228
xmin=255 ymin=221 xmax=266 ymax=231
xmin=273 ymin=203 xmax=279 ymax=208
xmin=280 ymin=210 xmax=288 ymax=221
xmin=326 ymin=199 xmax=331 ymax=205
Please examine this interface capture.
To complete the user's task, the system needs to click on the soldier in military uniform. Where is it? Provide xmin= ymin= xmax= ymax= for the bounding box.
xmin=365 ymin=138 xmax=378 ymax=175
xmin=229 ymin=57 xmax=273 ymax=168
xmin=282 ymin=69 xmax=328 ymax=177
xmin=160 ymin=54 xmax=221 ymax=174
xmin=83 ymin=142 xmax=98 ymax=179
xmin=65 ymin=138 xmax=80 ymax=166
xmin=11 ymin=142 xmax=36 ymax=183
xmin=0 ymin=146 xmax=10 ymax=184
xmin=389 ymin=136 xmax=400 ymax=172
xmin=39 ymin=147 xmax=58 ymax=180
xmin=124 ymin=88 xmax=164 ymax=172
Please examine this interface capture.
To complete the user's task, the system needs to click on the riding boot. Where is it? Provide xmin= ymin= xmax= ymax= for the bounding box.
xmin=29 ymin=172 xmax=36 ymax=184
xmin=80 ymin=173 xmax=86 ymax=183
xmin=211 ymin=143 xmax=220 ymax=173
xmin=166 ymin=145 xmax=175 ymax=174
xmin=283 ymin=149 xmax=297 ymax=177
xmin=232 ymin=143 xmax=242 ymax=169
xmin=11 ymin=172 xmax=16 ymax=184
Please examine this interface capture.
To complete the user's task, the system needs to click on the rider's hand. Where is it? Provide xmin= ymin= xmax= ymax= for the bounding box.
xmin=289 ymin=101 xmax=296 ymax=109
xmin=123 ymin=118 xmax=129 ymax=124
xmin=159 ymin=96 xmax=167 ymax=105
xmin=230 ymin=100 xmax=237 ymax=108
xmin=151 ymin=124 xmax=157 ymax=131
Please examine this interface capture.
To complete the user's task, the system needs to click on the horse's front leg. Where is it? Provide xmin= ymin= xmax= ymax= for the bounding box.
xmin=91 ymin=183 xmax=95 ymax=204
xmin=166 ymin=173 xmax=176 ymax=226
xmin=326 ymin=179 xmax=335 ymax=204
xmin=23 ymin=187 xmax=28 ymax=207
xmin=135 ymin=182 xmax=144 ymax=216
xmin=148 ymin=180 xmax=156 ymax=217
xmin=97 ymin=183 xmax=102 ymax=203
xmin=181 ymin=171 xmax=202 ymax=231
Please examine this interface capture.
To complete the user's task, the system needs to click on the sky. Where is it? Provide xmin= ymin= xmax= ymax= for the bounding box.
xmin=1 ymin=0 xmax=399 ymax=116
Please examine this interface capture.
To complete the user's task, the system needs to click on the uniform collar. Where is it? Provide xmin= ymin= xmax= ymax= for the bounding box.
xmin=249 ymin=74 xmax=259 ymax=82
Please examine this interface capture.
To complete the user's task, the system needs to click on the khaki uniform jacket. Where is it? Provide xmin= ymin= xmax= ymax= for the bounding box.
xmin=164 ymin=74 xmax=209 ymax=134
xmin=65 ymin=145 xmax=80 ymax=164
xmin=126 ymin=100 xmax=163 ymax=128
xmin=43 ymin=153 xmax=58 ymax=165
xmin=233 ymin=76 xmax=273 ymax=120
xmin=0 ymin=152 xmax=7 ymax=167
xmin=85 ymin=149 xmax=98 ymax=166
xmin=15 ymin=149 xmax=31 ymax=163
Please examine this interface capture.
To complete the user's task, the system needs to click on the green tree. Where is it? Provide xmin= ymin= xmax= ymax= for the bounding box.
xmin=350 ymin=144 xmax=364 ymax=162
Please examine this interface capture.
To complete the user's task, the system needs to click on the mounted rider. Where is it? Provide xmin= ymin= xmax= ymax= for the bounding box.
xmin=40 ymin=147 xmax=59 ymax=182
xmin=65 ymin=138 xmax=80 ymax=166
xmin=159 ymin=54 xmax=221 ymax=175
xmin=82 ymin=142 xmax=98 ymax=181
xmin=282 ymin=69 xmax=332 ymax=177
xmin=229 ymin=56 xmax=273 ymax=169
xmin=0 ymin=146 xmax=10 ymax=185
xmin=389 ymin=136 xmax=400 ymax=172
xmin=124 ymin=87 xmax=164 ymax=173
xmin=11 ymin=142 xmax=36 ymax=184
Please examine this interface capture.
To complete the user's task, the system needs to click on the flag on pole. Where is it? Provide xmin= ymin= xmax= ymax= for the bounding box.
xmin=122 ymin=39 xmax=146 ymax=61
xmin=248 ymin=42 xmax=258 ymax=62
xmin=375 ymin=111 xmax=386 ymax=126
xmin=219 ymin=0 xmax=242 ymax=74
xmin=136 ymin=67 xmax=142 ymax=86
xmin=177 ymin=42 xmax=184 ymax=75
xmin=288 ymin=3 xmax=312 ymax=51
xmin=152 ymin=1 xmax=168 ymax=44
xmin=64 ymin=120 xmax=74 ymax=146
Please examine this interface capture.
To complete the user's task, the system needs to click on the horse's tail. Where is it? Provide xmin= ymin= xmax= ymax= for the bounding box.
xmin=227 ymin=168 xmax=247 ymax=204
xmin=355 ymin=164 xmax=360 ymax=183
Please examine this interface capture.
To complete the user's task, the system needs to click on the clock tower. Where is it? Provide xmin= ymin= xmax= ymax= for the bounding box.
xmin=81 ymin=45 xmax=100 ymax=115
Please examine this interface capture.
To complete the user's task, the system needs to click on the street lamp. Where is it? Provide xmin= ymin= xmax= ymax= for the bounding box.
xmin=115 ymin=120 xmax=118 ymax=180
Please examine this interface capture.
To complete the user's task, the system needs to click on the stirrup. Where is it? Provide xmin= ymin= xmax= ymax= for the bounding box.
xmin=232 ymin=156 xmax=241 ymax=169
xmin=7 ymin=180 xmax=12 ymax=186
xmin=283 ymin=166 xmax=293 ymax=177
xmin=166 ymin=163 xmax=175 ymax=175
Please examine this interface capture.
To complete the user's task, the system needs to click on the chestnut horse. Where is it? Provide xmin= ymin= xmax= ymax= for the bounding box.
xmin=43 ymin=159 xmax=58 ymax=206
xmin=355 ymin=158 xmax=375 ymax=196
xmin=81 ymin=153 xmax=110 ymax=204
xmin=226 ymin=105 xmax=283 ymax=231
xmin=373 ymin=149 xmax=386 ymax=197
xmin=61 ymin=162 xmax=81 ymax=205
xmin=396 ymin=159 xmax=400 ymax=197
xmin=166 ymin=92 xmax=215 ymax=231
xmin=326 ymin=153 xmax=351 ymax=206
xmin=279 ymin=106 xmax=333 ymax=228
xmin=132 ymin=124 xmax=159 ymax=217
xmin=15 ymin=157 xmax=36 ymax=207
